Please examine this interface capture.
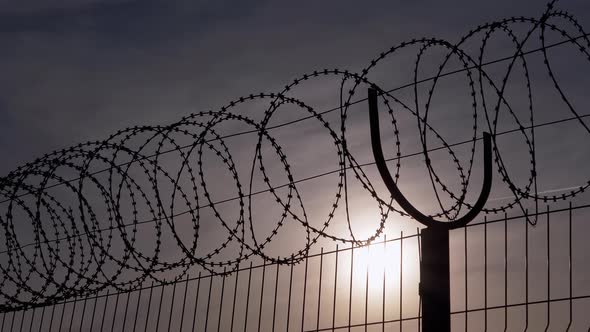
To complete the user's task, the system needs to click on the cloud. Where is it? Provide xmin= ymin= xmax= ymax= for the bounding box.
xmin=0 ymin=0 xmax=134 ymax=14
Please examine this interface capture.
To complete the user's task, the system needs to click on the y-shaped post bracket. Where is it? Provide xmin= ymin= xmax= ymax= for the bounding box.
xmin=368 ymin=88 xmax=492 ymax=332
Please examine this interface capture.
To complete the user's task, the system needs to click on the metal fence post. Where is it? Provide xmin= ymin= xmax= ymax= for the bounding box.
xmin=368 ymin=87 xmax=492 ymax=332
xmin=420 ymin=228 xmax=451 ymax=332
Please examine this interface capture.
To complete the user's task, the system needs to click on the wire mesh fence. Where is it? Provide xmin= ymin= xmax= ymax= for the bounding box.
xmin=2 ymin=202 xmax=589 ymax=331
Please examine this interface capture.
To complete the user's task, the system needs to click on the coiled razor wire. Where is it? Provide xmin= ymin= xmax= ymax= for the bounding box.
xmin=0 ymin=0 xmax=589 ymax=311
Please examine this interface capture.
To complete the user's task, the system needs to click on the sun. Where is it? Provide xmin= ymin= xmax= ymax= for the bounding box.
xmin=345 ymin=210 xmax=421 ymax=293
xmin=354 ymin=241 xmax=399 ymax=291
xmin=352 ymin=234 xmax=420 ymax=295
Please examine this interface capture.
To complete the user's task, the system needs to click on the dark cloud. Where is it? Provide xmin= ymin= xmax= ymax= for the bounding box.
xmin=0 ymin=0 xmax=588 ymax=186
xmin=0 ymin=0 xmax=140 ymax=17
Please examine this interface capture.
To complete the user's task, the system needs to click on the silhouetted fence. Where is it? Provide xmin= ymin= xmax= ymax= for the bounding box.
xmin=1 ymin=203 xmax=589 ymax=331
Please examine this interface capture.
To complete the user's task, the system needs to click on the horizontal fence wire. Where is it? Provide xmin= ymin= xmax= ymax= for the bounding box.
xmin=1 ymin=203 xmax=589 ymax=331
xmin=3 ymin=101 xmax=590 ymax=258
xmin=2 ymin=108 xmax=590 ymax=259
xmin=0 ymin=30 xmax=586 ymax=211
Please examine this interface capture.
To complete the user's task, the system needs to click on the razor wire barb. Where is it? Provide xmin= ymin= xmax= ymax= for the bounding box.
xmin=0 ymin=0 xmax=589 ymax=312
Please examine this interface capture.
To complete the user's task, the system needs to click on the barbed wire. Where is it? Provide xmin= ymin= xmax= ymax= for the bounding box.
xmin=3 ymin=110 xmax=586 ymax=257
xmin=0 ymin=0 xmax=588 ymax=311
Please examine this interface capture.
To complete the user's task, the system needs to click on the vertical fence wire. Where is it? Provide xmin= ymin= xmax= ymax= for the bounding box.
xmin=192 ymin=272 xmax=202 ymax=332
xmin=180 ymin=274 xmax=190 ymax=332
xmin=348 ymin=243 xmax=354 ymax=332
xmin=218 ymin=268 xmax=227 ymax=332
xmin=383 ymin=235 xmax=386 ymax=332
xmin=301 ymin=254 xmax=309 ymax=332
xmin=2 ymin=207 xmax=590 ymax=331
xmin=244 ymin=261 xmax=253 ymax=332
xmin=167 ymin=280 xmax=177 ymax=332
xmin=37 ymin=305 xmax=46 ymax=332
xmin=400 ymin=231 xmax=403 ymax=332
xmin=110 ymin=292 xmax=121 ymax=332
xmin=231 ymin=266 xmax=239 ymax=332
xmin=287 ymin=260 xmax=294 ymax=332
xmin=567 ymin=202 xmax=573 ymax=331
xmin=332 ymin=245 xmax=339 ymax=332
xmin=132 ymin=285 xmax=143 ymax=332
xmin=524 ymin=210 xmax=529 ymax=332
xmin=204 ymin=275 xmax=213 ymax=332
xmin=316 ymin=248 xmax=323 ymax=332
xmin=464 ymin=226 xmax=468 ymax=332
xmin=272 ymin=264 xmax=280 ymax=332
xmin=483 ymin=217 xmax=487 ymax=332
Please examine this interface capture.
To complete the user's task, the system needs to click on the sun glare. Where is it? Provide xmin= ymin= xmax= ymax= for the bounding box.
xmin=344 ymin=211 xmax=420 ymax=292
xmin=352 ymin=236 xmax=420 ymax=293
xmin=354 ymin=242 xmax=399 ymax=290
